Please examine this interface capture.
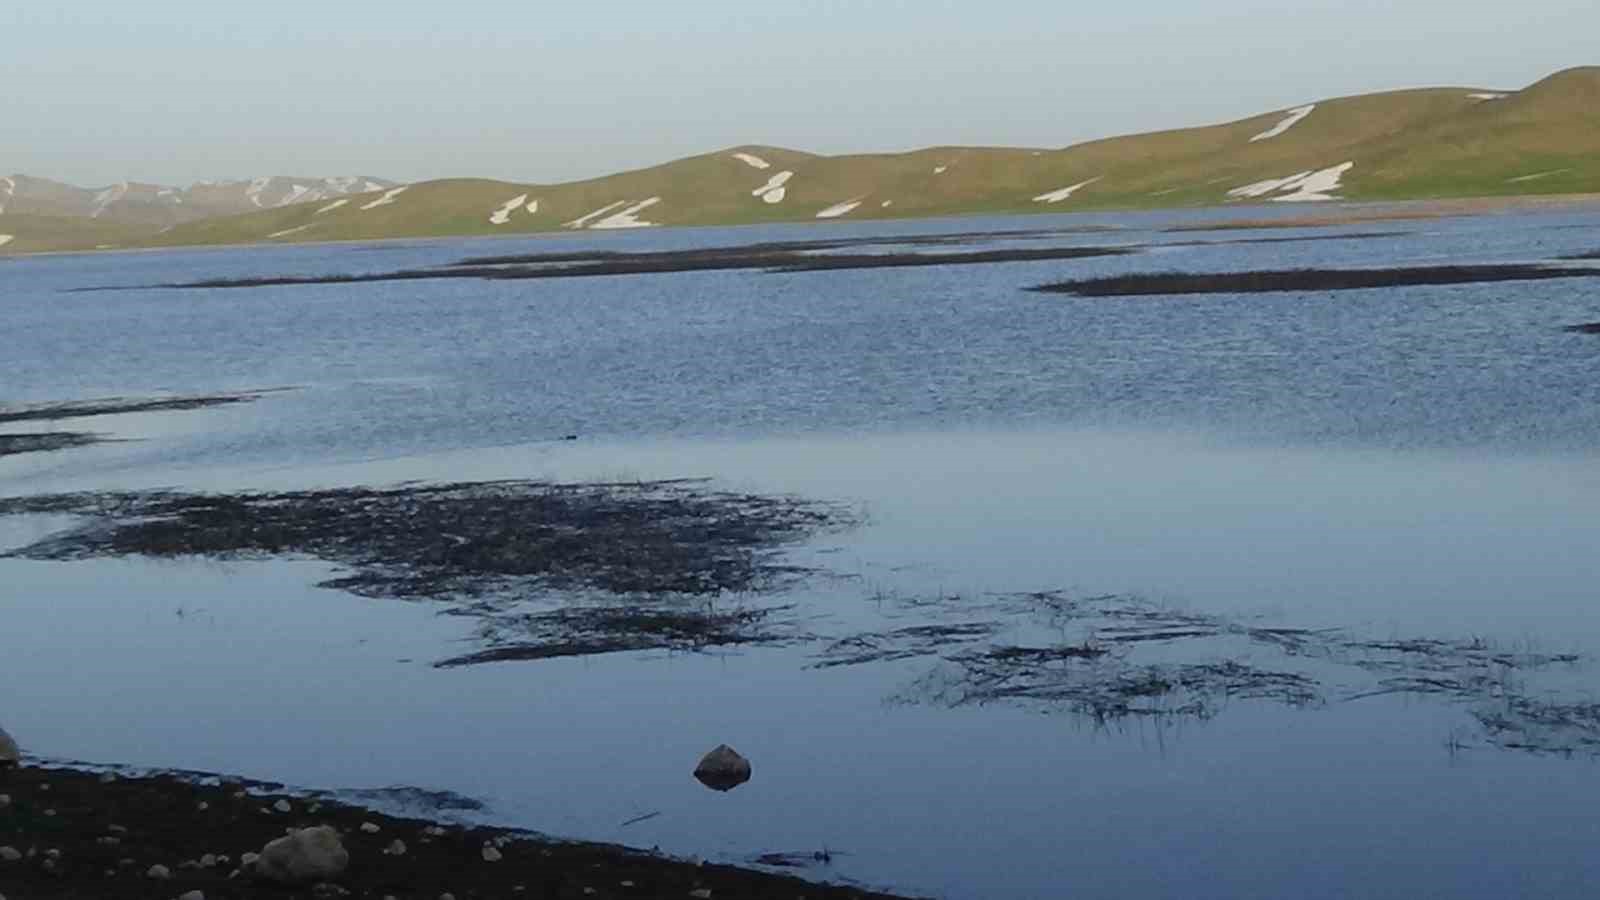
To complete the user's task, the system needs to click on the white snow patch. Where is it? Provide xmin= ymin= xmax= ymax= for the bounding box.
xmin=881 ymin=200 xmax=893 ymax=208
xmin=525 ymin=199 xmax=540 ymax=214
xmin=1149 ymin=187 xmax=1181 ymax=197
xmin=733 ymin=153 xmax=771 ymax=170
xmin=1249 ymin=104 xmax=1315 ymax=142
xmin=564 ymin=201 xmax=627 ymax=230
xmin=591 ymin=197 xmax=662 ymax=230
xmin=279 ymin=184 xmax=313 ymax=206
xmin=363 ymin=181 xmax=386 ymax=192
xmin=246 ymin=176 xmax=272 ymax=208
xmin=1229 ymin=162 xmax=1354 ymax=202
xmin=933 ymin=165 xmax=948 ymax=174
xmin=360 ymin=185 xmax=409 ymax=211
xmin=1468 ymin=92 xmax=1509 ymax=101
xmin=1508 ymin=169 xmax=1571 ymax=183
xmin=90 ymin=183 xmax=129 ymax=219
xmin=752 ymin=171 xmax=793 ymax=204
xmin=0 ymin=235 xmax=14 ymax=249
xmin=268 ymin=224 xmax=313 ymax=238
xmin=490 ymin=193 xmax=530 ymax=225
xmin=1033 ymin=178 xmax=1100 ymax=204
xmin=316 ymin=198 xmax=350 ymax=215
xmin=815 ymin=199 xmax=864 ymax=219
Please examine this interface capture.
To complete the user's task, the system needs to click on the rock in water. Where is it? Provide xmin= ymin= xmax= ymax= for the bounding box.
xmin=253 ymin=826 xmax=349 ymax=884
xmin=693 ymin=744 xmax=753 ymax=792
xmin=0 ymin=725 xmax=18 ymax=771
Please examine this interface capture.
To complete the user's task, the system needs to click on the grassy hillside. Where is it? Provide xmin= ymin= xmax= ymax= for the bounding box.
xmin=6 ymin=66 xmax=1597 ymax=254
xmin=0 ymin=214 xmax=156 ymax=254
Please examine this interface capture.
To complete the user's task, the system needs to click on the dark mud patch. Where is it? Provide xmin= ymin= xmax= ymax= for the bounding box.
xmin=120 ymin=246 xmax=1134 ymax=290
xmin=0 ymin=480 xmax=849 ymax=664
xmin=0 ymin=389 xmax=283 ymax=424
xmin=0 ymin=431 xmax=104 ymax=458
xmin=822 ymin=590 xmax=1594 ymax=754
xmin=0 ymin=764 xmax=910 ymax=900
xmin=1563 ymin=322 xmax=1600 ymax=334
xmin=1031 ymin=265 xmax=1600 ymax=296
xmin=433 ymin=603 xmax=790 ymax=667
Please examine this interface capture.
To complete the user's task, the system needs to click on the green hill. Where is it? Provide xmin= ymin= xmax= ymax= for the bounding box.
xmin=5 ymin=67 xmax=1598 ymax=254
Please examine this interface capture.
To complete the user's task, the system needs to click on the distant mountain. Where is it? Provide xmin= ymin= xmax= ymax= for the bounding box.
xmin=0 ymin=174 xmax=395 ymax=227
xmin=3 ymin=67 xmax=1597 ymax=254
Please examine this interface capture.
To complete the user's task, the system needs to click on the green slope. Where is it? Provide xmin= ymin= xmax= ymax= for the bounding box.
xmin=0 ymin=214 xmax=157 ymax=255
xmin=11 ymin=66 xmax=1597 ymax=254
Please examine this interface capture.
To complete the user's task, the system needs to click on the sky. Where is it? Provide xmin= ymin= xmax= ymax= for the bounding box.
xmin=6 ymin=0 xmax=1598 ymax=187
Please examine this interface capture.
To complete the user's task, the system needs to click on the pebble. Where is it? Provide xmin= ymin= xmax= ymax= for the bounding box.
xmin=197 ymin=801 xmax=210 ymax=811
xmin=37 ymin=783 xmax=50 ymax=791
xmin=241 ymin=852 xmax=261 ymax=867
xmin=179 ymin=892 xmax=206 ymax=900
xmin=201 ymin=853 xmax=218 ymax=867
xmin=383 ymin=839 xmax=407 ymax=856
xmin=0 ymin=794 xmax=10 ymax=808
xmin=441 ymin=894 xmax=457 ymax=900
xmin=481 ymin=844 xmax=503 ymax=862
xmin=0 ymin=846 xmax=21 ymax=862
xmin=43 ymin=808 xmax=56 ymax=816
xmin=360 ymin=822 xmax=381 ymax=834
xmin=44 ymin=848 xmax=61 ymax=859
xmin=98 ymin=836 xmax=121 ymax=846
xmin=689 ymin=890 xmax=713 ymax=899
xmin=273 ymin=799 xmax=292 ymax=813
xmin=148 ymin=863 xmax=173 ymax=879
xmin=99 ymin=772 xmax=117 ymax=783
xmin=108 ymin=824 xmax=129 ymax=835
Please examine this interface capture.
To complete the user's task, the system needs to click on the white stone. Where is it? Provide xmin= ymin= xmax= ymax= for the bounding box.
xmin=383 ymin=839 xmax=407 ymax=856
xmin=273 ymin=799 xmax=292 ymax=813
xmin=0 ymin=846 xmax=17 ymax=862
xmin=148 ymin=864 xmax=173 ymax=879
xmin=482 ymin=844 xmax=503 ymax=862
xmin=253 ymin=826 xmax=349 ymax=884
xmin=179 ymin=891 xmax=206 ymax=900
xmin=360 ymin=822 xmax=381 ymax=834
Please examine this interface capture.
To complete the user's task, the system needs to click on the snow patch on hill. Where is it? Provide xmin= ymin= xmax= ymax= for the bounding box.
xmin=316 ymin=199 xmax=350 ymax=215
xmin=733 ymin=153 xmax=771 ymax=170
xmin=816 ymin=199 xmax=864 ymax=219
xmin=360 ymin=186 xmax=409 ymax=211
xmin=1229 ymin=162 xmax=1354 ymax=202
xmin=90 ymin=183 xmax=129 ymax=218
xmin=490 ymin=194 xmax=531 ymax=225
xmin=1468 ymin=92 xmax=1509 ymax=101
xmin=1034 ymin=178 xmax=1100 ymax=203
xmin=268 ymin=224 xmax=313 ymax=238
xmin=592 ymin=197 xmax=662 ymax=229
xmin=0 ymin=235 xmax=14 ymax=249
xmin=1250 ymin=105 xmax=1315 ymax=142
xmin=752 ymin=171 xmax=793 ymax=204
xmin=564 ymin=201 xmax=627 ymax=229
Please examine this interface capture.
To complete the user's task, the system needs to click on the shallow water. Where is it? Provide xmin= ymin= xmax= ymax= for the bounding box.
xmin=4 ymin=206 xmax=1600 ymax=899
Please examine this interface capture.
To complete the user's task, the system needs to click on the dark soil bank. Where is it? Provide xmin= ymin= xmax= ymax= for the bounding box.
xmin=1031 ymin=265 xmax=1600 ymax=296
xmin=0 ymin=765 xmax=913 ymax=899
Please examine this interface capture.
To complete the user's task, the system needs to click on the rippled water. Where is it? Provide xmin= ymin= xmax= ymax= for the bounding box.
xmin=4 ymin=206 xmax=1600 ymax=899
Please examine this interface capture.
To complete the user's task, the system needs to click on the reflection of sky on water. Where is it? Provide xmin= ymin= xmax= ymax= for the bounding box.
xmin=5 ymin=207 xmax=1600 ymax=898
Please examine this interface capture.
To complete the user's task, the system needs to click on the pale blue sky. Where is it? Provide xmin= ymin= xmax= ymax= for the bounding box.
xmin=7 ymin=0 xmax=1597 ymax=187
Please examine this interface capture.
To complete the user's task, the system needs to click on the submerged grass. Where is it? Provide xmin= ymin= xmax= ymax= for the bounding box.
xmin=0 ymin=431 xmax=104 ymax=457
xmin=0 ymin=480 xmax=849 ymax=664
xmin=1031 ymin=265 xmax=1600 ymax=296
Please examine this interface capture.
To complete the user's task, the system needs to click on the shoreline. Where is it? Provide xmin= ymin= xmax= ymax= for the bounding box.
xmin=5 ymin=192 xmax=1600 ymax=260
xmin=1 ymin=761 xmax=917 ymax=899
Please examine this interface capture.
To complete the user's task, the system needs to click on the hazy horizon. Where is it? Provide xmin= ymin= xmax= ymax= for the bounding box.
xmin=7 ymin=1 xmax=1598 ymax=188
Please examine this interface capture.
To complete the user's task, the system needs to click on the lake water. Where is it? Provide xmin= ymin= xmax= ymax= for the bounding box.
xmin=4 ymin=206 xmax=1600 ymax=899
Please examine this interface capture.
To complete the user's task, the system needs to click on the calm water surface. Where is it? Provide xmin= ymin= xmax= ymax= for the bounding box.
xmin=4 ymin=207 xmax=1600 ymax=899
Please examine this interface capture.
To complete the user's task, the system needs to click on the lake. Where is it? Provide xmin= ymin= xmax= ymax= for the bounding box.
xmin=4 ymin=205 xmax=1600 ymax=899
